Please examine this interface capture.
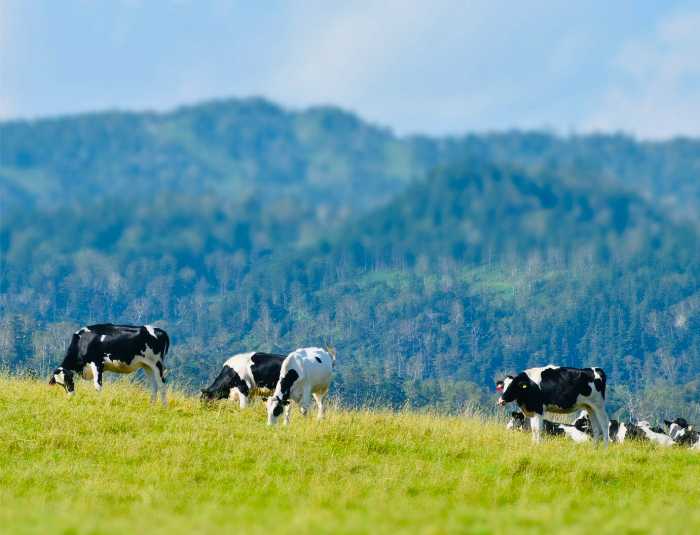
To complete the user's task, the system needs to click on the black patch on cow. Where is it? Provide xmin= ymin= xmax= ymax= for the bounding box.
xmin=501 ymin=367 xmax=604 ymax=416
xmin=315 ymin=356 xmax=322 ymax=364
xmin=279 ymin=369 xmax=300 ymax=402
xmin=201 ymin=366 xmax=245 ymax=401
xmin=609 ymin=419 xmax=619 ymax=439
xmin=624 ymin=423 xmax=648 ymax=441
xmin=272 ymin=402 xmax=285 ymax=417
xmin=665 ymin=417 xmax=689 ymax=429
xmin=249 ymin=353 xmax=286 ymax=390
xmin=542 ymin=420 xmax=565 ymax=437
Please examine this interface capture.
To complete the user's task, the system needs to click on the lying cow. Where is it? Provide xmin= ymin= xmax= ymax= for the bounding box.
xmin=573 ymin=411 xmax=649 ymax=443
xmin=200 ymin=352 xmax=286 ymax=407
xmin=507 ymin=411 xmax=590 ymax=443
xmin=636 ymin=421 xmax=676 ymax=447
xmin=266 ymin=347 xmax=335 ymax=426
xmin=496 ymin=365 xmax=610 ymax=444
xmin=49 ymin=324 xmax=169 ymax=405
xmin=665 ymin=418 xmax=700 ymax=449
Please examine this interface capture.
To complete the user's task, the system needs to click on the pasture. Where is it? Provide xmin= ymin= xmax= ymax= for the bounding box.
xmin=1 ymin=376 xmax=699 ymax=534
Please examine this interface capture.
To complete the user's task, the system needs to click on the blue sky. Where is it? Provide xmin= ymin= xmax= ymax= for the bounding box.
xmin=1 ymin=1 xmax=698 ymax=138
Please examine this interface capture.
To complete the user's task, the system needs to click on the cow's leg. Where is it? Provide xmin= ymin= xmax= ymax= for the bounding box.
xmin=313 ymin=391 xmax=327 ymax=420
xmin=89 ymin=362 xmax=103 ymax=392
xmin=283 ymin=404 xmax=291 ymax=426
xmin=589 ymin=405 xmax=610 ymax=446
xmin=232 ymin=388 xmax=249 ymax=409
xmin=530 ymin=414 xmax=543 ymax=443
xmin=299 ymin=386 xmax=312 ymax=417
xmin=155 ymin=360 xmax=167 ymax=406
xmin=143 ymin=366 xmax=159 ymax=404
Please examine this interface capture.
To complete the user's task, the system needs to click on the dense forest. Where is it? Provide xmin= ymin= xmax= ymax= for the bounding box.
xmin=1 ymin=98 xmax=700 ymax=420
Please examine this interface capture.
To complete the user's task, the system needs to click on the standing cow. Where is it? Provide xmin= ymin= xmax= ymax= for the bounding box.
xmin=200 ymin=352 xmax=286 ymax=407
xmin=49 ymin=324 xmax=169 ymax=405
xmin=266 ymin=347 xmax=335 ymax=426
xmin=496 ymin=365 xmax=610 ymax=444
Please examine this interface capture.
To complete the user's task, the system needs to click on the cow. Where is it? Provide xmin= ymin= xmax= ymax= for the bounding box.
xmin=572 ymin=411 xmax=649 ymax=443
xmin=49 ymin=324 xmax=169 ymax=405
xmin=636 ymin=421 xmax=676 ymax=447
xmin=266 ymin=347 xmax=335 ymax=426
xmin=496 ymin=365 xmax=610 ymax=444
xmin=200 ymin=352 xmax=286 ymax=407
xmin=506 ymin=411 xmax=591 ymax=443
xmin=664 ymin=418 xmax=700 ymax=449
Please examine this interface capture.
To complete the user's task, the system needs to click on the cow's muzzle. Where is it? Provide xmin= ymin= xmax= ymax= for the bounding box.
xmin=497 ymin=397 xmax=506 ymax=407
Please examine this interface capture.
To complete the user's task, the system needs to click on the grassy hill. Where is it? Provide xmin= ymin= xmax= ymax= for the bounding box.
xmin=1 ymin=375 xmax=699 ymax=534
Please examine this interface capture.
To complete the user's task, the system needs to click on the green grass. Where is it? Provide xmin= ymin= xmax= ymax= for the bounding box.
xmin=1 ymin=376 xmax=699 ymax=534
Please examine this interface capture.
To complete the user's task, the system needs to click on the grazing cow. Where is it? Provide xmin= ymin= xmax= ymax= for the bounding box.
xmin=200 ymin=352 xmax=286 ymax=407
xmin=636 ymin=421 xmax=676 ymax=447
xmin=49 ymin=324 xmax=169 ymax=405
xmin=665 ymin=418 xmax=700 ymax=449
xmin=496 ymin=365 xmax=609 ymax=444
xmin=507 ymin=411 xmax=590 ymax=443
xmin=266 ymin=347 xmax=334 ymax=426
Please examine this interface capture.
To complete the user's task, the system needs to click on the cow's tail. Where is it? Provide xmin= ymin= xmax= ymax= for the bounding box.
xmin=160 ymin=331 xmax=170 ymax=361
xmin=593 ymin=367 xmax=606 ymax=399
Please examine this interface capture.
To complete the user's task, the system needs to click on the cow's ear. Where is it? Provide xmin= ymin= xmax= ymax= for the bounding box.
xmin=664 ymin=420 xmax=672 ymax=427
xmin=282 ymin=400 xmax=290 ymax=405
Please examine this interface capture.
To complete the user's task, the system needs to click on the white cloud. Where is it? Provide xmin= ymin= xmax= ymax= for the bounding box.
xmin=585 ymin=7 xmax=700 ymax=139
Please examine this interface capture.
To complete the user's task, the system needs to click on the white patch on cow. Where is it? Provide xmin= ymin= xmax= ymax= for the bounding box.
xmin=668 ymin=423 xmax=684 ymax=441
xmin=559 ymin=424 xmax=591 ymax=443
xmin=75 ymin=326 xmax=90 ymax=335
xmin=502 ymin=376 xmax=514 ymax=392
xmin=618 ymin=422 xmax=628 ymax=443
xmin=637 ymin=421 xmax=676 ymax=447
xmin=144 ymin=324 xmax=157 ymax=338
xmin=100 ymin=335 xmax=106 ymax=342
xmin=506 ymin=419 xmax=515 ymax=430
xmin=54 ymin=370 xmax=66 ymax=386
xmin=523 ymin=364 xmax=559 ymax=386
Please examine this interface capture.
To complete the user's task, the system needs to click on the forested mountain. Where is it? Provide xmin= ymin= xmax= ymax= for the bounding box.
xmin=1 ymin=98 xmax=699 ymax=418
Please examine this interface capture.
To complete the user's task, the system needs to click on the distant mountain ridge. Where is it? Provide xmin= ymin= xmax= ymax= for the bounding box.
xmin=2 ymin=97 xmax=700 ymax=222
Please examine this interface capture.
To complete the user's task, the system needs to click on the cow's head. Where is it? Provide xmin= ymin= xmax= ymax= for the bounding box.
xmin=266 ymin=394 xmax=289 ymax=425
xmin=495 ymin=375 xmax=514 ymax=405
xmin=200 ymin=367 xmax=241 ymax=403
xmin=49 ymin=367 xmax=75 ymax=395
xmin=506 ymin=411 xmax=527 ymax=430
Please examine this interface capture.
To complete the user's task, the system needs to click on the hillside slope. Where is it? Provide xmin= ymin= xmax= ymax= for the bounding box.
xmin=233 ymin=162 xmax=700 ymax=411
xmin=1 ymin=376 xmax=699 ymax=534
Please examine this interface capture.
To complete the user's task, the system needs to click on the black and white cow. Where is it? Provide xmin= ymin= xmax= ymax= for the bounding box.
xmin=49 ymin=324 xmax=169 ymax=405
xmin=266 ymin=347 xmax=335 ymax=426
xmin=664 ymin=418 xmax=700 ymax=449
xmin=200 ymin=352 xmax=286 ymax=407
xmin=496 ymin=365 xmax=610 ymax=444
xmin=506 ymin=411 xmax=591 ymax=443
xmin=635 ymin=421 xmax=676 ymax=447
